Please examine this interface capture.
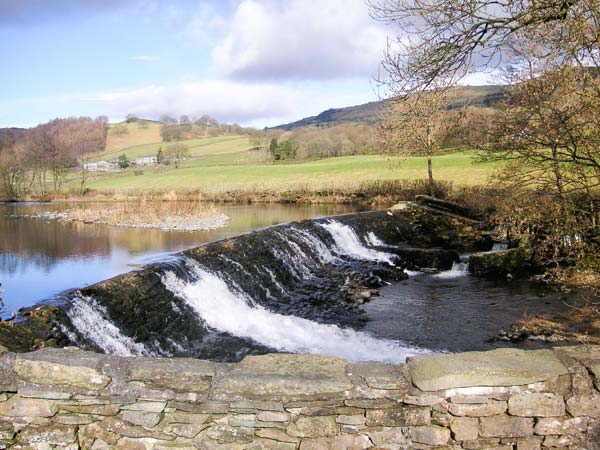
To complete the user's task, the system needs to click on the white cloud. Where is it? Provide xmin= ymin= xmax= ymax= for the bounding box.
xmin=211 ymin=0 xmax=388 ymax=81
xmin=84 ymin=78 xmax=377 ymax=127
xmin=129 ymin=55 xmax=160 ymax=62
xmin=91 ymin=80 xmax=298 ymax=124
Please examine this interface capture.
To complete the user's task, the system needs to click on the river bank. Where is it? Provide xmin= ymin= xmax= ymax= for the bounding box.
xmin=10 ymin=201 xmax=230 ymax=232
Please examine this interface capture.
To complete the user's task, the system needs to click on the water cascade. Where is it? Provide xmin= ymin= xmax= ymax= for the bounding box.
xmin=58 ymin=212 xmax=489 ymax=362
xmin=162 ymin=259 xmax=429 ymax=363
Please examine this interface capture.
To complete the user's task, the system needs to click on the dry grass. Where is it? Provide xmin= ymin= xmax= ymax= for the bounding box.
xmin=517 ymin=303 xmax=600 ymax=344
xmin=66 ymin=199 xmax=221 ymax=227
xmin=105 ymin=122 xmax=162 ymax=153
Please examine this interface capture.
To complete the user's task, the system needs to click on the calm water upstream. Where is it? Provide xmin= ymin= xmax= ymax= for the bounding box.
xmin=0 ymin=202 xmax=366 ymax=318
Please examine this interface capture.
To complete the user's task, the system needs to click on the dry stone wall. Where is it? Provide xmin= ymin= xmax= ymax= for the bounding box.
xmin=0 ymin=346 xmax=598 ymax=449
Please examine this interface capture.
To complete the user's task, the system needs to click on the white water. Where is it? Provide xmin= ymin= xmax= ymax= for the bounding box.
xmin=290 ymin=227 xmax=339 ymax=264
xmin=263 ymin=267 xmax=286 ymax=294
xmin=433 ymin=260 xmax=470 ymax=279
xmin=320 ymin=221 xmax=395 ymax=265
xmin=491 ymin=242 xmax=509 ymax=252
xmin=365 ymin=232 xmax=387 ymax=247
xmin=67 ymin=295 xmax=154 ymax=357
xmin=162 ymin=260 xmax=429 ymax=363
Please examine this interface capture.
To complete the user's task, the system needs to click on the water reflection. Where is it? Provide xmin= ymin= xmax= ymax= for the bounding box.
xmin=0 ymin=202 xmax=366 ymax=317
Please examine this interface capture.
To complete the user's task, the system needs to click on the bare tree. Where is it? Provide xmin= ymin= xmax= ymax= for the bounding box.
xmin=367 ymin=0 xmax=600 ymax=94
xmin=380 ymin=85 xmax=461 ymax=195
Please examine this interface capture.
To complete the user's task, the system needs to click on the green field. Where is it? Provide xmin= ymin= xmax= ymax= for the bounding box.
xmin=77 ymin=152 xmax=498 ymax=195
xmin=91 ymin=135 xmax=253 ymax=162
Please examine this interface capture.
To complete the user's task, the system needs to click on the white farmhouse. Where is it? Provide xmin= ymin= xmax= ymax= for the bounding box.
xmin=136 ymin=155 xmax=158 ymax=166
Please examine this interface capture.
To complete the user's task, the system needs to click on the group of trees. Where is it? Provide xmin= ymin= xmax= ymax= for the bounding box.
xmin=157 ymin=143 xmax=191 ymax=167
xmin=0 ymin=117 xmax=107 ymax=200
xmin=369 ymin=0 xmax=600 ymax=270
xmin=158 ymin=114 xmax=253 ymax=142
xmin=259 ymin=124 xmax=380 ymax=162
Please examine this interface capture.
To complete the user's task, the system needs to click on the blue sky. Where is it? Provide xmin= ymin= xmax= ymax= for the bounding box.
xmin=0 ymin=0 xmax=490 ymax=129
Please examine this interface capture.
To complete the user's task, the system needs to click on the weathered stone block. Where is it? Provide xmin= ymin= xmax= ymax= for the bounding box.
xmin=447 ymin=400 xmax=507 ymax=417
xmin=344 ymin=398 xmax=395 ymax=409
xmin=402 ymin=393 xmax=443 ymax=406
xmin=286 ymin=405 xmax=361 ymax=417
xmin=163 ymin=411 xmax=210 ymax=425
xmin=19 ymin=424 xmax=76 ymax=445
xmin=508 ymin=393 xmax=565 ymax=417
xmin=212 ymin=354 xmax=351 ymax=401
xmin=122 ymin=410 xmax=162 ymax=427
xmin=79 ymin=422 xmax=119 ymax=446
xmin=287 ymin=415 xmax=339 ymax=438
xmin=160 ymin=422 xmax=206 ymax=438
xmin=168 ymin=401 xmax=228 ymax=414
xmin=533 ymin=416 xmax=588 ymax=435
xmin=408 ymin=348 xmax=568 ymax=391
xmin=230 ymin=400 xmax=284 ymax=412
xmin=349 ymin=362 xmax=410 ymax=390
xmin=367 ymin=427 xmax=409 ymax=447
xmin=450 ymin=417 xmax=479 ymax=441
xmin=255 ymin=438 xmax=298 ymax=450
xmin=202 ymin=423 xmax=253 ymax=444
xmin=54 ymin=413 xmax=95 ymax=425
xmin=0 ymin=396 xmax=56 ymax=417
xmin=119 ymin=401 xmax=165 ymax=413
xmin=299 ymin=435 xmax=371 ymax=450
xmin=60 ymin=403 xmax=120 ymax=416
xmin=128 ymin=357 xmax=214 ymax=393
xmin=335 ymin=414 xmax=365 ymax=425
xmin=462 ymin=438 xmax=501 ymax=449
xmin=366 ymin=407 xmax=430 ymax=427
xmin=480 ymin=416 xmax=534 ymax=438
xmin=257 ymin=411 xmax=289 ymax=422
xmin=14 ymin=349 xmax=110 ymax=391
xmin=256 ymin=428 xmax=300 ymax=443
xmin=566 ymin=393 xmax=600 ymax=418
xmin=449 ymin=395 xmax=490 ymax=404
xmin=410 ymin=425 xmax=450 ymax=446
xmin=99 ymin=418 xmax=174 ymax=440
xmin=515 ymin=436 xmax=542 ymax=450
xmin=543 ymin=434 xmax=582 ymax=447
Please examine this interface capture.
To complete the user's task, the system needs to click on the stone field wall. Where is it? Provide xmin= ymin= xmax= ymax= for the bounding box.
xmin=0 ymin=346 xmax=598 ymax=449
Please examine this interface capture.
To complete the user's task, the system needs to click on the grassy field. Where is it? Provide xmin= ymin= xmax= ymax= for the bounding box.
xmin=94 ymin=134 xmax=253 ymax=163
xmin=105 ymin=121 xmax=162 ymax=153
xmin=71 ymin=124 xmax=499 ymax=200
xmin=76 ymin=152 xmax=498 ymax=195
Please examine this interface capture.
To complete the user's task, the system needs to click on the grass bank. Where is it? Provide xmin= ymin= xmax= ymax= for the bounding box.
xmin=64 ymin=153 xmax=499 ymax=204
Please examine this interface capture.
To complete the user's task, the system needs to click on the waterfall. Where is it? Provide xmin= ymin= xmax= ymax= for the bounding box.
xmin=162 ymin=259 xmax=429 ymax=364
xmin=67 ymin=295 xmax=155 ymax=357
xmin=491 ymin=242 xmax=509 ymax=252
xmin=319 ymin=220 xmax=396 ymax=265
xmin=289 ymin=227 xmax=339 ymax=264
xmin=365 ymin=231 xmax=387 ymax=247
xmin=433 ymin=260 xmax=470 ymax=279
xmin=432 ymin=243 xmax=509 ymax=279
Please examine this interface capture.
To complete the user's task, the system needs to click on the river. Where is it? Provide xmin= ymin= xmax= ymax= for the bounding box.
xmin=0 ymin=202 xmax=366 ymax=318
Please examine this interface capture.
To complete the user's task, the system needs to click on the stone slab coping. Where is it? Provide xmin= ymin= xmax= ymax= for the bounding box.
xmin=408 ymin=348 xmax=571 ymax=392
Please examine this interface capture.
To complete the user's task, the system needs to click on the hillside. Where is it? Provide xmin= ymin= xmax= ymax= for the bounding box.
xmin=273 ymin=85 xmax=504 ymax=130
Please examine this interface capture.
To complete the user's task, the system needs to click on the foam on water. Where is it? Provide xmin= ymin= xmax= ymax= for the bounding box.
xmin=290 ymin=227 xmax=339 ymax=264
xmin=320 ymin=221 xmax=396 ymax=265
xmin=67 ymin=295 xmax=154 ymax=357
xmin=365 ymin=231 xmax=387 ymax=247
xmin=162 ymin=260 xmax=429 ymax=363
xmin=433 ymin=261 xmax=470 ymax=279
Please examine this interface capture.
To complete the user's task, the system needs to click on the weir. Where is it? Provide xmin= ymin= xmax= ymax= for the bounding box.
xmin=7 ymin=207 xmax=488 ymax=362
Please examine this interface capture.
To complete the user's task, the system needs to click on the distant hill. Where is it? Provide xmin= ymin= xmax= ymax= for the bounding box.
xmin=272 ymin=85 xmax=504 ymax=130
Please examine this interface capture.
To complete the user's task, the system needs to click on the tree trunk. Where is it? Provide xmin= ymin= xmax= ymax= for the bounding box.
xmin=426 ymin=125 xmax=434 ymax=196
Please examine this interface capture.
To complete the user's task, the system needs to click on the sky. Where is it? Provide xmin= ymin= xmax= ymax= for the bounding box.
xmin=0 ymin=0 xmax=490 ymax=129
